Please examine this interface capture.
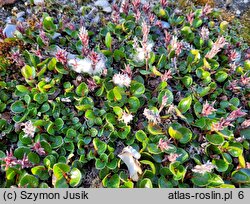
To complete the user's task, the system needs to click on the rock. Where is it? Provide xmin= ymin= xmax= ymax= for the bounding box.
xmin=103 ymin=6 xmax=112 ymax=13
xmin=5 ymin=16 xmax=12 ymax=24
xmin=94 ymin=0 xmax=110 ymax=8
xmin=91 ymin=14 xmax=100 ymax=24
xmin=236 ymin=10 xmax=241 ymax=15
xmin=3 ymin=24 xmax=17 ymax=38
xmin=94 ymin=0 xmax=112 ymax=13
xmin=210 ymin=0 xmax=250 ymax=15
xmin=85 ymin=8 xmax=98 ymax=20
xmin=16 ymin=11 xmax=25 ymax=19
xmin=34 ymin=0 xmax=44 ymax=5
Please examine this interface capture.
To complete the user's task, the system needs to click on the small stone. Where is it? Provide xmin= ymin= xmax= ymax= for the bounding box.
xmin=94 ymin=0 xmax=110 ymax=8
xmin=103 ymin=6 xmax=112 ymax=13
xmin=94 ymin=0 xmax=111 ymax=13
xmin=34 ymin=0 xmax=44 ymax=5
xmin=85 ymin=8 xmax=98 ymax=20
xmin=16 ymin=11 xmax=25 ymax=19
xmin=5 ymin=16 xmax=12 ymax=24
xmin=161 ymin=21 xmax=170 ymax=29
xmin=236 ymin=10 xmax=241 ymax=15
xmin=91 ymin=15 xmax=100 ymax=24
xmin=3 ymin=24 xmax=17 ymax=38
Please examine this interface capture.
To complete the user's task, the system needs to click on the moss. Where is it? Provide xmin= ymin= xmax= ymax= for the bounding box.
xmin=240 ymin=10 xmax=250 ymax=45
xmin=192 ymin=0 xmax=215 ymax=6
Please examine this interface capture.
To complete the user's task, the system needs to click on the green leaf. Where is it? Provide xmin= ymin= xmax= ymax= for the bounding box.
xmin=40 ymin=102 xmax=50 ymax=113
xmin=228 ymin=142 xmax=243 ymax=157
xmin=178 ymin=127 xmax=192 ymax=144
xmin=130 ymin=81 xmax=145 ymax=96
xmin=95 ymin=158 xmax=106 ymax=170
xmin=95 ymin=153 xmax=108 ymax=170
xmin=31 ymin=166 xmax=50 ymax=180
xmin=232 ymin=169 xmax=250 ymax=184
xmin=93 ymin=138 xmax=107 ymax=155
xmin=54 ymin=118 xmax=64 ymax=130
xmin=54 ymin=177 xmax=68 ymax=188
xmin=168 ymin=126 xmax=182 ymax=140
xmin=208 ymin=174 xmax=224 ymax=187
xmin=178 ymin=95 xmax=192 ymax=113
xmin=215 ymin=71 xmax=228 ymax=82
xmin=176 ymin=148 xmax=189 ymax=164
xmin=147 ymin=123 xmax=164 ymax=135
xmin=53 ymin=163 xmax=70 ymax=179
xmin=113 ymin=86 xmax=122 ymax=101
xmin=16 ymin=85 xmax=29 ymax=93
xmin=101 ymin=50 xmax=113 ymax=57
xmin=181 ymin=76 xmax=193 ymax=88
xmin=19 ymin=174 xmax=39 ymax=188
xmin=6 ymin=167 xmax=19 ymax=180
xmin=192 ymin=18 xmax=203 ymax=28
xmin=0 ymin=102 xmax=6 ymax=112
xmin=10 ymin=101 xmax=26 ymax=113
xmin=34 ymin=93 xmax=48 ymax=104
xmin=158 ymin=89 xmax=174 ymax=105
xmin=118 ymin=126 xmax=131 ymax=139
xmin=69 ymin=168 xmax=82 ymax=187
xmin=139 ymin=178 xmax=153 ymax=188
xmin=212 ymin=159 xmax=228 ymax=172
xmin=66 ymin=128 xmax=77 ymax=138
xmin=14 ymin=147 xmax=31 ymax=159
xmin=206 ymin=134 xmax=224 ymax=145
xmin=113 ymin=106 xmax=123 ymax=117
xmin=140 ymin=160 xmax=156 ymax=174
xmin=105 ymin=32 xmax=112 ymax=49
xmin=46 ymin=121 xmax=55 ymax=135
xmin=76 ymin=82 xmax=88 ymax=97
xmin=158 ymin=176 xmax=173 ymax=188
xmin=0 ymin=150 xmax=5 ymax=160
xmin=43 ymin=14 xmax=56 ymax=31
xmin=103 ymin=174 xmax=120 ymax=188
xmin=135 ymin=130 xmax=147 ymax=142
xmin=21 ymin=65 xmax=36 ymax=80
xmin=113 ymin=49 xmax=125 ymax=62
xmin=107 ymin=158 xmax=118 ymax=170
xmin=55 ymin=63 xmax=68 ymax=74
xmin=19 ymin=133 xmax=32 ymax=145
xmin=240 ymin=128 xmax=250 ymax=139
xmin=24 ymin=51 xmax=40 ymax=67
xmin=147 ymin=143 xmax=161 ymax=154
xmin=220 ymin=21 xmax=229 ymax=33
xmin=85 ymin=109 xmax=95 ymax=120
xmin=48 ymin=58 xmax=57 ymax=70
xmin=222 ymin=153 xmax=232 ymax=164
xmin=128 ymin=97 xmax=140 ymax=112
xmin=44 ymin=155 xmax=56 ymax=169
xmin=229 ymin=97 xmax=240 ymax=107
xmin=192 ymin=172 xmax=212 ymax=187
xmin=50 ymin=136 xmax=64 ymax=149
xmin=239 ymin=154 xmax=246 ymax=168
xmin=39 ymin=183 xmax=49 ymax=188
xmin=0 ymin=119 xmax=6 ymax=129
xmin=28 ymin=152 xmax=40 ymax=164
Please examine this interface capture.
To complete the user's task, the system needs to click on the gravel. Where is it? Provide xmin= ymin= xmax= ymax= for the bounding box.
xmin=212 ymin=0 xmax=250 ymax=16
